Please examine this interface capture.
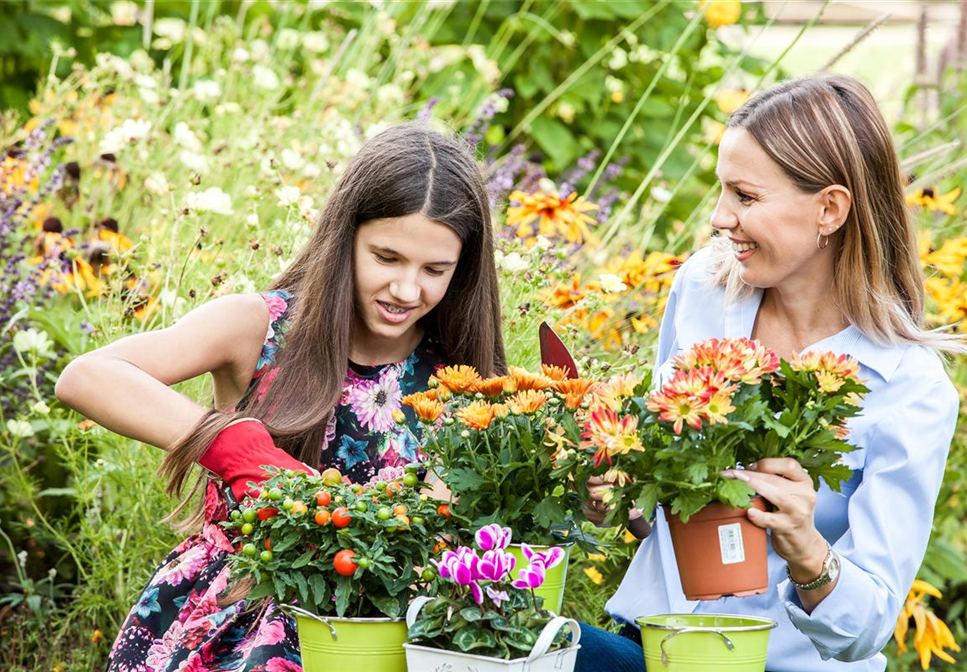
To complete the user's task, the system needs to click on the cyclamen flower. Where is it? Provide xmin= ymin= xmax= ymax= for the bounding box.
xmin=476 ymin=549 xmax=516 ymax=583
xmin=521 ymin=543 xmax=565 ymax=570
xmin=486 ymin=587 xmax=509 ymax=609
xmin=511 ymin=561 xmax=547 ymax=590
xmin=475 ymin=524 xmax=512 ymax=551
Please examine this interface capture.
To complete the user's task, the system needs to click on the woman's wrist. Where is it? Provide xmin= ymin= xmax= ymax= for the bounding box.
xmin=785 ymin=532 xmax=831 ymax=584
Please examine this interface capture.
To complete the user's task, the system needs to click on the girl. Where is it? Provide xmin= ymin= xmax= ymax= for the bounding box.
xmin=56 ymin=123 xmax=507 ymax=672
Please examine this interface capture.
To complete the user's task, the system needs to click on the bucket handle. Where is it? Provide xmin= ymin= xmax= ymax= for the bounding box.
xmin=277 ymin=604 xmax=338 ymax=640
xmin=659 ymin=628 xmax=734 ymax=666
xmin=526 ymin=617 xmax=581 ymax=663
xmin=406 ymin=597 xmax=580 ymax=664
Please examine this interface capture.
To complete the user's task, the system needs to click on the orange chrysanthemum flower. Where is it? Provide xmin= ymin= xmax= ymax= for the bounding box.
xmin=509 ymin=366 xmax=553 ymax=392
xmin=457 ymin=400 xmax=496 ymax=430
xmin=542 ymin=276 xmax=586 ymax=310
xmin=554 ymin=378 xmax=596 ymax=410
xmin=541 ymin=364 xmax=572 ymax=381
xmin=583 ymin=406 xmax=642 ymax=467
xmin=593 ymin=372 xmax=641 ymax=411
xmin=506 ymin=188 xmax=599 ymax=243
xmin=401 ymin=392 xmax=444 ymax=423
xmin=507 ymin=389 xmax=548 ymax=415
xmin=435 ymin=365 xmax=481 ymax=394
xmin=472 ymin=376 xmax=511 ymax=397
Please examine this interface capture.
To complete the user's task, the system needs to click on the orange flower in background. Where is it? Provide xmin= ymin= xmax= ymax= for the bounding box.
xmin=472 ymin=376 xmax=512 ymax=397
xmin=506 ymin=188 xmax=599 ymax=243
xmin=509 ymin=366 xmax=553 ymax=392
xmin=402 ymin=392 xmax=444 ymax=423
xmin=435 ymin=365 xmax=481 ymax=393
xmin=457 ymin=400 xmax=496 ymax=430
xmin=541 ymin=364 xmax=571 ymax=381
xmin=543 ymin=275 xmax=586 ymax=310
xmin=895 ymin=579 xmax=961 ymax=669
xmin=508 ymin=390 xmax=548 ymax=415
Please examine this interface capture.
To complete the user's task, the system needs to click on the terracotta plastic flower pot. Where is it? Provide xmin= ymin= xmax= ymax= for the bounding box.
xmin=664 ymin=497 xmax=768 ymax=601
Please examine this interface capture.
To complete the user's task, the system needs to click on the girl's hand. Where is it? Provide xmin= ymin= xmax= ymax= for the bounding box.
xmin=583 ymin=477 xmax=651 ymax=537
xmin=723 ymin=458 xmax=827 ymax=581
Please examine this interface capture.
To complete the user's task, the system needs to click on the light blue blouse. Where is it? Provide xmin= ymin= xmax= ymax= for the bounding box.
xmin=606 ymin=247 xmax=960 ymax=672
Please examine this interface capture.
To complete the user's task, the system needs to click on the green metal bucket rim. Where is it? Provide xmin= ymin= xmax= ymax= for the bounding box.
xmin=280 ymin=604 xmax=404 ymax=624
xmin=636 ymin=613 xmax=778 ymax=633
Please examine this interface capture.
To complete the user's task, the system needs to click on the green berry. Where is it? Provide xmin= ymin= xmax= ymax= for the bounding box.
xmin=260 ymin=550 xmax=273 ymax=562
xmin=241 ymin=523 xmax=254 ymax=535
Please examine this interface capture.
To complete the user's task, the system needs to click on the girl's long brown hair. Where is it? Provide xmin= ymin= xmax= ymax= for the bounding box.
xmin=708 ymin=74 xmax=965 ymax=354
xmin=160 ymin=124 xmax=506 ymax=531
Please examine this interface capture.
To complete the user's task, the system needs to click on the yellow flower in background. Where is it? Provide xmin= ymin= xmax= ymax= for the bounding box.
xmin=1 ymin=152 xmax=39 ymax=196
xmin=922 ymin=236 xmax=967 ymax=277
xmin=506 ymin=188 xmax=599 ymax=244
xmin=907 ymin=187 xmax=961 ymax=215
xmin=895 ymin=579 xmax=961 ymax=669
xmin=699 ymin=0 xmax=742 ymax=28
xmin=584 ymin=566 xmax=604 ymax=585
xmin=715 ymin=89 xmax=749 ymax=114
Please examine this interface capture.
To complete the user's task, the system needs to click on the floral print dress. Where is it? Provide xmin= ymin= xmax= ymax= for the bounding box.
xmin=107 ymin=289 xmax=445 ymax=672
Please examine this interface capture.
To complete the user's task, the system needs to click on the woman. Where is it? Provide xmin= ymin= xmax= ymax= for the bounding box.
xmin=55 ymin=123 xmax=506 ymax=672
xmin=577 ymin=75 xmax=962 ymax=672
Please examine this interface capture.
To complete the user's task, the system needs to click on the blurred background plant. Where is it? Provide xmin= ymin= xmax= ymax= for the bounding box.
xmin=1 ymin=1 xmax=966 ymax=670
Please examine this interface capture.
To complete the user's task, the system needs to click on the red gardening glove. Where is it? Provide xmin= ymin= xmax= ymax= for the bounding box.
xmin=199 ymin=420 xmax=313 ymax=501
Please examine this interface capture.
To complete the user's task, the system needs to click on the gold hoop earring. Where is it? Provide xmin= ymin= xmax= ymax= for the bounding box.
xmin=817 ymin=231 xmax=830 ymax=250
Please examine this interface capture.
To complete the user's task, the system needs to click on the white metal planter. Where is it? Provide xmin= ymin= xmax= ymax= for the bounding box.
xmin=403 ymin=596 xmax=581 ymax=672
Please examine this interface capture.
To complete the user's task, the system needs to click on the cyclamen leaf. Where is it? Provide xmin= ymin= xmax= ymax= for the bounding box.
xmin=369 ymin=592 xmax=403 ymax=619
xmin=460 ymin=607 xmax=483 ymax=622
xmin=453 ymin=627 xmax=480 ymax=652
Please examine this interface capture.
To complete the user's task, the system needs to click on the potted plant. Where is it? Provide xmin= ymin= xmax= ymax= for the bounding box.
xmin=559 ymin=338 xmax=870 ymax=600
xmin=404 ymin=524 xmax=581 ymax=671
xmin=402 ymin=364 xmax=597 ymax=613
xmin=223 ymin=463 xmax=457 ymax=672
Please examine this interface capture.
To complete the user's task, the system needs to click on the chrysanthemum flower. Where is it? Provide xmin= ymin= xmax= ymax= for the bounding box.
xmin=507 ymin=390 xmax=548 ymax=415
xmin=471 ymin=376 xmax=511 ymax=397
xmin=401 ymin=392 xmax=444 ymax=423
xmin=584 ymin=406 xmax=642 ymax=466
xmin=435 ymin=365 xmax=481 ymax=394
xmin=593 ymin=372 xmax=641 ymax=411
xmin=457 ymin=401 xmax=496 ymax=430
xmin=506 ymin=188 xmax=599 ymax=244
xmin=541 ymin=364 xmax=571 ymax=381
xmin=555 ymin=378 xmax=596 ymax=410
xmin=509 ymin=366 xmax=553 ymax=391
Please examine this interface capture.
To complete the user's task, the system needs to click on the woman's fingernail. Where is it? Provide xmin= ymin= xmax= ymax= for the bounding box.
xmin=734 ymin=471 xmax=751 ymax=482
xmin=747 ymin=462 xmax=758 ymax=470
xmin=721 ymin=470 xmax=734 ymax=479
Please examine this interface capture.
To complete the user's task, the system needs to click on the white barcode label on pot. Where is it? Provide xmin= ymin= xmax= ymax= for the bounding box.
xmin=718 ymin=523 xmax=745 ymax=565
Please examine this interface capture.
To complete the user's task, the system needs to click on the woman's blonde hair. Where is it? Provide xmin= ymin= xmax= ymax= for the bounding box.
xmin=708 ymin=74 xmax=965 ymax=354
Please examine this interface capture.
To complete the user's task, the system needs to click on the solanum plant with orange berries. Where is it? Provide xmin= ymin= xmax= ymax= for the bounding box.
xmin=223 ymin=464 xmax=456 ymax=618
xmin=404 ymin=364 xmax=597 ymax=549
xmin=558 ymin=338 xmax=871 ymax=524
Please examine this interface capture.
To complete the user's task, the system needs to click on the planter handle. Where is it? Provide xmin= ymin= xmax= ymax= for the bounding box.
xmin=276 ymin=604 xmax=338 ymax=640
xmin=659 ymin=627 xmax=734 ymax=666
xmin=406 ymin=595 xmax=435 ymax=629
xmin=525 ymin=616 xmax=581 ymax=663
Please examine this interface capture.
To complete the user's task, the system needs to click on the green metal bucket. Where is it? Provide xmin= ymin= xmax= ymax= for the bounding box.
xmin=507 ymin=543 xmax=571 ymax=614
xmin=291 ymin=610 xmax=408 ymax=672
xmin=636 ymin=614 xmax=776 ymax=672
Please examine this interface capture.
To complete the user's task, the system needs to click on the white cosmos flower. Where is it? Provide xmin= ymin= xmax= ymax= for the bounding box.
xmin=7 ymin=420 xmax=34 ymax=439
xmin=111 ymin=1 xmax=139 ymax=25
xmin=500 ymin=252 xmax=529 ymax=273
xmin=179 ymin=150 xmax=210 ymax=174
xmin=280 ymin=149 xmax=305 ymax=171
xmin=99 ymin=118 xmax=152 ymax=154
xmin=192 ymin=79 xmax=222 ymax=102
xmin=13 ymin=328 xmax=54 ymax=356
xmin=153 ymin=18 xmax=186 ymax=42
xmin=186 ymin=187 xmax=234 ymax=215
xmin=144 ymin=172 xmax=170 ymax=195
xmin=173 ymin=122 xmax=202 ymax=151
xmin=302 ymin=32 xmax=329 ymax=54
xmin=598 ymin=273 xmax=628 ymax=294
xmin=277 ymin=28 xmax=301 ymax=51
xmin=253 ymin=65 xmax=280 ymax=91
xmin=275 ymin=186 xmax=301 ymax=208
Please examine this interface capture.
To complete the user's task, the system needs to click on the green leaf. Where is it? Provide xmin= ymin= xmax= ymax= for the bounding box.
xmin=529 ymin=116 xmax=580 ymax=168
xmin=247 ymin=580 xmax=275 ymax=602
xmin=291 ymin=549 xmax=315 ymax=569
xmin=448 ymin=467 xmax=488 ymax=491
xmin=309 ymin=573 xmax=329 ymax=608
xmin=634 ymin=483 xmax=661 ymax=518
xmin=334 ymin=575 xmax=352 ymax=616
xmin=532 ymin=496 xmax=566 ymax=529
xmin=460 ymin=607 xmax=483 ymax=622
xmin=715 ymin=478 xmax=756 ymax=509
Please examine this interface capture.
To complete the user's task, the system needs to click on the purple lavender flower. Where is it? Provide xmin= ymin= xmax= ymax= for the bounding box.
xmin=474 ymin=524 xmax=512 ymax=551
